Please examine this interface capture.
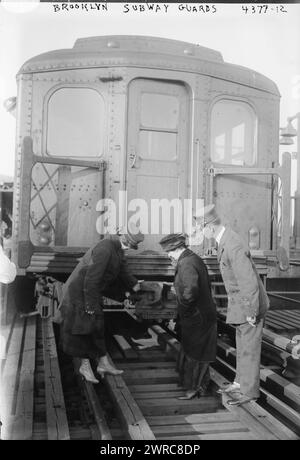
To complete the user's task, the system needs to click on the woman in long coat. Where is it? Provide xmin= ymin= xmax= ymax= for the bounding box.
xmin=159 ymin=233 xmax=217 ymax=399
xmin=60 ymin=226 xmax=144 ymax=383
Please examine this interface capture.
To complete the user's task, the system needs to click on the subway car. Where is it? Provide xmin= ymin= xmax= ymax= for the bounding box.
xmin=8 ymin=35 xmax=296 ymax=319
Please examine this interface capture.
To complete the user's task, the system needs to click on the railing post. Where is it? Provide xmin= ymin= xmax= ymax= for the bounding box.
xmin=294 ymin=193 xmax=300 ymax=249
xmin=294 ymin=117 xmax=300 ymax=248
xmin=281 ymin=152 xmax=291 ymax=259
xmin=17 ymin=137 xmax=34 ymax=268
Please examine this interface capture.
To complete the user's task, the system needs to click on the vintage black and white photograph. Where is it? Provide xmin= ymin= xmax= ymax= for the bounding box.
xmin=0 ymin=0 xmax=300 ymax=443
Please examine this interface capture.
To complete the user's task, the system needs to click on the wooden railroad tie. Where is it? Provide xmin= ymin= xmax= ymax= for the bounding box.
xmin=41 ymin=318 xmax=70 ymax=440
xmin=1 ymin=315 xmax=37 ymax=440
xmin=149 ymin=323 xmax=298 ymax=440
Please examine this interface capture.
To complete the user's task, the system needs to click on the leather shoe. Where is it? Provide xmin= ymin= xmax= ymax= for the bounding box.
xmin=178 ymin=390 xmax=199 ymax=400
xmin=227 ymin=396 xmax=257 ymax=406
xmin=217 ymin=381 xmax=240 ymax=394
xmin=79 ymin=359 xmax=99 ymax=384
xmin=97 ymin=365 xmax=124 ymax=378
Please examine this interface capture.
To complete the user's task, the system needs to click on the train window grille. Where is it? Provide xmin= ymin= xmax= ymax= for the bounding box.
xmin=210 ymin=100 xmax=257 ymax=166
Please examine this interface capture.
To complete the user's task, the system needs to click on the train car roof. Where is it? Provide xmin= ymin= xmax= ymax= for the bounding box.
xmin=18 ymin=35 xmax=280 ymax=96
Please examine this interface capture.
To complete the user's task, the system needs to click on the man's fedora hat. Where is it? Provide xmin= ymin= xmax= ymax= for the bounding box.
xmin=159 ymin=233 xmax=187 ymax=252
xmin=123 ymin=222 xmax=144 ymax=250
xmin=194 ymin=204 xmax=220 ymax=226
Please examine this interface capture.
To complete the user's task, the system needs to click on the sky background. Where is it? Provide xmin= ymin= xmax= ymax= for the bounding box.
xmin=0 ymin=2 xmax=300 ymax=190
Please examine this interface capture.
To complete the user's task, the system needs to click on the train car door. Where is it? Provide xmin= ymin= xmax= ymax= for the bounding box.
xmin=209 ymin=99 xmax=272 ymax=250
xmin=127 ymin=79 xmax=189 ymax=252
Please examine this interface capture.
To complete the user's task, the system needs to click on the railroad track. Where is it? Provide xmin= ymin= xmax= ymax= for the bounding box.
xmin=95 ymin=312 xmax=299 ymax=440
xmin=32 ymin=317 xmax=110 ymax=440
xmin=1 ymin=310 xmax=299 ymax=440
xmin=1 ymin=315 xmax=111 ymax=440
xmin=216 ymin=312 xmax=300 ymax=391
xmin=160 ymin=317 xmax=300 ymax=435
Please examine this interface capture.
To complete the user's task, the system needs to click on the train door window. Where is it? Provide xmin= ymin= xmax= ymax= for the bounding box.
xmin=46 ymin=88 xmax=104 ymax=158
xmin=210 ymin=100 xmax=257 ymax=166
xmin=139 ymin=93 xmax=179 ymax=161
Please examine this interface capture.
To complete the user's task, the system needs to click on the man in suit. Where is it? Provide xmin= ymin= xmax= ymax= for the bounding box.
xmin=194 ymin=205 xmax=269 ymax=405
xmin=60 ymin=223 xmax=144 ymax=383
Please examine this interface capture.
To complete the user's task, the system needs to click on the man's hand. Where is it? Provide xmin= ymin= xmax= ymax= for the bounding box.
xmin=246 ymin=315 xmax=257 ymax=327
xmin=168 ymin=319 xmax=176 ymax=331
xmin=124 ymin=292 xmax=135 ymax=309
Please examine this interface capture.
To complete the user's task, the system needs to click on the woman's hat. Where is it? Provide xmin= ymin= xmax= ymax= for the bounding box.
xmin=159 ymin=233 xmax=187 ymax=252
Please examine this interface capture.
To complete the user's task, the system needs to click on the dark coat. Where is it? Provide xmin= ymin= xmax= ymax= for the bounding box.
xmin=61 ymin=238 xmax=137 ymax=336
xmin=218 ymin=227 xmax=270 ymax=324
xmin=174 ymin=249 xmax=217 ymax=362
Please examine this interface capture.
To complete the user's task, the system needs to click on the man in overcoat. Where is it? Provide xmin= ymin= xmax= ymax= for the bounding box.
xmin=159 ymin=233 xmax=217 ymax=399
xmin=195 ymin=205 xmax=269 ymax=405
xmin=60 ymin=224 xmax=144 ymax=383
